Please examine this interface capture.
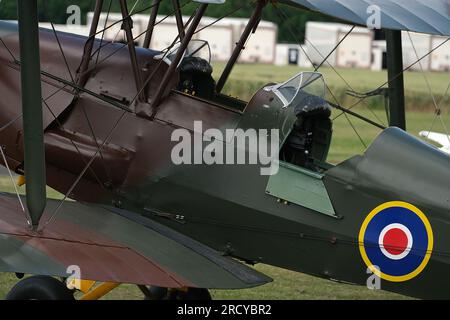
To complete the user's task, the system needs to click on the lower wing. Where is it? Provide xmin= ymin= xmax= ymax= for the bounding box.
xmin=0 ymin=193 xmax=271 ymax=289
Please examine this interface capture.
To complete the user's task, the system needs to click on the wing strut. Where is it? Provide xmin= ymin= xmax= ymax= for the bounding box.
xmin=216 ymin=0 xmax=267 ymax=93
xmin=172 ymin=0 xmax=186 ymax=41
xmin=150 ymin=2 xmax=209 ymax=115
xmin=119 ymin=0 xmax=147 ymax=102
xmin=143 ymin=0 xmax=161 ymax=48
xmin=386 ymin=30 xmax=406 ymax=130
xmin=17 ymin=0 xmax=47 ymax=229
xmin=76 ymin=0 xmax=104 ymax=87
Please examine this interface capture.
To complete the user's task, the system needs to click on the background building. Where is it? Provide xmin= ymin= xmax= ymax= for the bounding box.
xmin=85 ymin=13 xmax=277 ymax=64
xmin=305 ymin=22 xmax=373 ymax=69
xmin=275 ymin=44 xmax=312 ymax=67
xmin=38 ymin=14 xmax=449 ymax=72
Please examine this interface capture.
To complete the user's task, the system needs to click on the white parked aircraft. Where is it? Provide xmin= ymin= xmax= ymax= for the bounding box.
xmin=420 ymin=131 xmax=450 ymax=154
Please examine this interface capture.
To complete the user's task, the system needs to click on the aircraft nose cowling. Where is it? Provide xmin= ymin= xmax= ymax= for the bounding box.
xmin=351 ymin=127 xmax=450 ymax=213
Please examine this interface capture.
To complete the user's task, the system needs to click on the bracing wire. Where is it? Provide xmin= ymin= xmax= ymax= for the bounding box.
xmin=48 ymin=19 xmax=115 ymax=187
xmin=94 ymin=0 xmax=113 ymax=66
xmin=407 ymin=31 xmax=450 ymax=145
xmin=314 ymin=25 xmax=355 ymax=72
xmin=0 ymin=146 xmax=30 ymax=227
xmin=79 ymin=0 xmax=194 ymax=79
xmin=111 ymin=0 xmax=141 ymax=43
xmin=273 ymin=5 xmax=370 ymax=149
xmin=276 ymin=5 xmax=386 ymax=126
xmin=334 ymin=37 xmax=450 ymax=120
xmin=38 ymin=0 xmax=208 ymax=230
xmin=39 ymin=111 xmax=128 ymax=231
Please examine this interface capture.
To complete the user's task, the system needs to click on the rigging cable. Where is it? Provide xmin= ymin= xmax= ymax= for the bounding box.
xmin=38 ymin=1 xmax=204 ymax=231
xmin=49 ymin=20 xmax=115 ymax=187
xmin=111 ymin=0 xmax=141 ymax=43
xmin=334 ymin=37 xmax=450 ymax=120
xmin=0 ymin=146 xmax=25 ymax=214
xmin=80 ymin=0 xmax=194 ymax=79
xmin=0 ymin=35 xmax=111 ymax=192
xmin=276 ymin=5 xmax=385 ymax=126
xmin=407 ymin=31 xmax=450 ymax=145
xmin=314 ymin=25 xmax=355 ymax=72
xmin=42 ymin=100 xmax=109 ymax=191
xmin=38 ymin=110 xmax=128 ymax=232
xmin=94 ymin=0 xmax=113 ymax=66
xmin=273 ymin=5 xmax=369 ymax=148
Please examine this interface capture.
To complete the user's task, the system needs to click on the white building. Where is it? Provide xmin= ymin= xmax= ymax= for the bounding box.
xmin=307 ymin=22 xmax=450 ymax=72
xmin=305 ymin=22 xmax=373 ymax=69
xmin=378 ymin=31 xmax=450 ymax=72
xmin=401 ymin=31 xmax=432 ymax=71
xmin=371 ymin=40 xmax=386 ymax=71
xmin=229 ymin=18 xmax=277 ymax=64
xmin=197 ymin=17 xmax=233 ymax=62
xmin=430 ymin=35 xmax=450 ymax=72
xmin=41 ymin=17 xmax=450 ymax=72
xmin=87 ymin=12 xmax=145 ymax=44
xmin=275 ymin=44 xmax=312 ymax=68
xmin=85 ymin=13 xmax=277 ymax=64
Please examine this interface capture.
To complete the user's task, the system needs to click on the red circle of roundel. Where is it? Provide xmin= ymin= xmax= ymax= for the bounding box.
xmin=383 ymin=228 xmax=408 ymax=255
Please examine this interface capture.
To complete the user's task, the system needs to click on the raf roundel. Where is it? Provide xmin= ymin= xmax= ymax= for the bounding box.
xmin=359 ymin=201 xmax=433 ymax=282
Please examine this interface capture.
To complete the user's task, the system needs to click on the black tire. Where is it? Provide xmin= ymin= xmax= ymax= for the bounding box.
xmin=145 ymin=286 xmax=168 ymax=300
xmin=167 ymin=287 xmax=212 ymax=301
xmin=145 ymin=286 xmax=212 ymax=300
xmin=6 ymin=275 xmax=74 ymax=300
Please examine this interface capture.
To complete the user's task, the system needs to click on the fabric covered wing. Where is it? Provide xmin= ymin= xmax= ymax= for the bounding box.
xmin=283 ymin=0 xmax=450 ymax=36
xmin=0 ymin=20 xmax=17 ymax=38
xmin=0 ymin=193 xmax=271 ymax=289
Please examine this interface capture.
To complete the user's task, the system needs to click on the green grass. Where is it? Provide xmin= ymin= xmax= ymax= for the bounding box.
xmin=213 ymin=63 xmax=450 ymax=111
xmin=328 ymin=108 xmax=450 ymax=163
xmin=214 ymin=63 xmax=450 ymax=95
xmin=0 ymin=64 xmax=448 ymax=300
xmin=0 ymin=265 xmax=409 ymax=300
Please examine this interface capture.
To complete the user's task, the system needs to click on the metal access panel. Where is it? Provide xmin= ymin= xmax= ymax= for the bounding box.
xmin=266 ymin=161 xmax=337 ymax=217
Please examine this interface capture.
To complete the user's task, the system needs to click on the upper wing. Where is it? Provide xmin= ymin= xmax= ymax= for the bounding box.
xmin=0 ymin=193 xmax=271 ymax=289
xmin=282 ymin=0 xmax=450 ymax=36
xmin=0 ymin=21 xmax=17 ymax=38
xmin=420 ymin=131 xmax=450 ymax=148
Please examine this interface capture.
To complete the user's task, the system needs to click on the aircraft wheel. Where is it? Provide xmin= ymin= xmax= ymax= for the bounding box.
xmin=145 ymin=286 xmax=212 ymax=300
xmin=166 ymin=287 xmax=212 ymax=300
xmin=145 ymin=286 xmax=168 ymax=300
xmin=6 ymin=275 xmax=74 ymax=300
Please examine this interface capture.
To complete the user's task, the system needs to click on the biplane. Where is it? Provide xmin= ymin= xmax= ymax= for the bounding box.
xmin=0 ymin=0 xmax=449 ymax=300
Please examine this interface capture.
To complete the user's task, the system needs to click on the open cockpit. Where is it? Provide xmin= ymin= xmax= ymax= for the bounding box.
xmin=153 ymin=39 xmax=247 ymax=112
xmin=266 ymin=72 xmax=334 ymax=173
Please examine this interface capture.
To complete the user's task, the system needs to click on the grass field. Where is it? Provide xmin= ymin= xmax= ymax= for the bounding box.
xmin=213 ymin=63 xmax=450 ymax=112
xmin=214 ymin=63 xmax=450 ymax=96
xmin=0 ymin=64 xmax=448 ymax=300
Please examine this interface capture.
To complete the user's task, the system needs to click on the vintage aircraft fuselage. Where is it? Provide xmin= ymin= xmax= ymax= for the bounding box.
xmin=1 ymin=25 xmax=450 ymax=299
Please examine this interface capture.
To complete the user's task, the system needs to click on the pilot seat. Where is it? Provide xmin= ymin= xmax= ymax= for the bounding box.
xmin=280 ymin=94 xmax=333 ymax=171
xmin=178 ymin=56 xmax=216 ymax=100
